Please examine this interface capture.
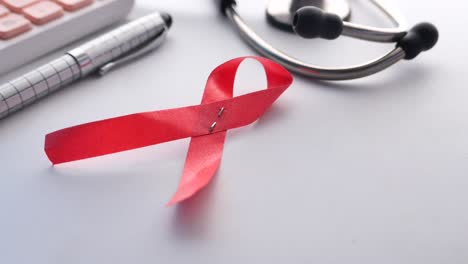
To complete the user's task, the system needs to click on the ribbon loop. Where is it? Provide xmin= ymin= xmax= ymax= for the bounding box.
xmin=45 ymin=56 xmax=293 ymax=205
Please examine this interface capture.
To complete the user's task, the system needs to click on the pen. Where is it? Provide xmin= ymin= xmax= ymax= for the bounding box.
xmin=0 ymin=11 xmax=172 ymax=120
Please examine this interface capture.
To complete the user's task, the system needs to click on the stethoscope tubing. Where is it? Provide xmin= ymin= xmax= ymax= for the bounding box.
xmin=226 ymin=5 xmax=407 ymax=80
xmin=220 ymin=0 xmax=438 ymax=81
xmin=341 ymin=0 xmax=407 ymax=42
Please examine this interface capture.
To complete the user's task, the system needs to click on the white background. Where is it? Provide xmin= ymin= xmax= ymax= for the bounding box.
xmin=0 ymin=0 xmax=467 ymax=263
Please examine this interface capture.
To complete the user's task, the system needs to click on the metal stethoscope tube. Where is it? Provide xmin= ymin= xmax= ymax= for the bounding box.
xmin=220 ymin=0 xmax=438 ymax=81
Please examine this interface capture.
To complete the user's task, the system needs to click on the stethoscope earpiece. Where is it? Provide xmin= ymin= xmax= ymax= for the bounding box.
xmin=397 ymin=23 xmax=439 ymax=60
xmin=216 ymin=0 xmax=439 ymax=80
xmin=292 ymin=6 xmax=439 ymax=60
xmin=293 ymin=7 xmax=343 ymax=40
xmin=217 ymin=0 xmax=237 ymax=15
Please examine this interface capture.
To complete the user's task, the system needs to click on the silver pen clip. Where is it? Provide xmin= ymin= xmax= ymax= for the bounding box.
xmin=98 ymin=29 xmax=168 ymax=76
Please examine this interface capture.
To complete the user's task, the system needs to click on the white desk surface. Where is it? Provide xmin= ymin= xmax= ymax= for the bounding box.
xmin=1 ymin=1 xmax=467 ymax=263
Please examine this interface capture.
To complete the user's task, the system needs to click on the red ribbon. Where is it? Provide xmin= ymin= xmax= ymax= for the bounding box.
xmin=45 ymin=56 xmax=293 ymax=206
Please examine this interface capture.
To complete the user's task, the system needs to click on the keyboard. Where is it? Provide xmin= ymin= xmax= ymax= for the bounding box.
xmin=0 ymin=0 xmax=134 ymax=74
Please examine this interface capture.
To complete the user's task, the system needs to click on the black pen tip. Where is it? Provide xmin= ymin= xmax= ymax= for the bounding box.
xmin=161 ymin=12 xmax=172 ymax=29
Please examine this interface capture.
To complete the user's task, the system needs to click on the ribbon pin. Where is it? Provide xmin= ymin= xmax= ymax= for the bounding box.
xmin=44 ymin=56 xmax=294 ymax=206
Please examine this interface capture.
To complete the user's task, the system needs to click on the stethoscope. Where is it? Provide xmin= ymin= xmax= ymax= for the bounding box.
xmin=215 ymin=0 xmax=439 ymax=80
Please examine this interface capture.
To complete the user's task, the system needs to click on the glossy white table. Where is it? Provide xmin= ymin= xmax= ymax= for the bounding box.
xmin=1 ymin=1 xmax=466 ymax=263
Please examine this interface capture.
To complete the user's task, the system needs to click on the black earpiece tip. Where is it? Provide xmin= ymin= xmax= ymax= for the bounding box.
xmin=293 ymin=7 xmax=323 ymax=38
xmin=398 ymin=22 xmax=439 ymax=60
xmin=160 ymin=12 xmax=172 ymax=28
xmin=413 ymin=22 xmax=439 ymax=50
xmin=292 ymin=7 xmax=343 ymax=40
xmin=321 ymin=13 xmax=344 ymax=40
xmin=216 ymin=0 xmax=236 ymax=15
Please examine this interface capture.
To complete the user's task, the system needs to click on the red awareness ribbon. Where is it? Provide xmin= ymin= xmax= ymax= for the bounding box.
xmin=45 ymin=56 xmax=293 ymax=206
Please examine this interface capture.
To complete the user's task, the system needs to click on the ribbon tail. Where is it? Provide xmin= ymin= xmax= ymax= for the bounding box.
xmin=167 ymin=131 xmax=227 ymax=206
